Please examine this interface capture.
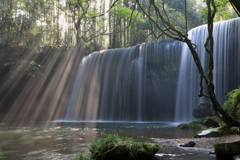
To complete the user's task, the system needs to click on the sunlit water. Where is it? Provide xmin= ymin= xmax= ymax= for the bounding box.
xmin=0 ymin=121 xmax=216 ymax=160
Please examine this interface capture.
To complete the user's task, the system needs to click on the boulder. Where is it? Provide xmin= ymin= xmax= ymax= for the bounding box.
xmin=223 ymin=88 xmax=240 ymax=122
xmin=203 ymin=116 xmax=221 ymax=128
xmin=177 ymin=121 xmax=207 ymax=131
xmin=176 ymin=123 xmax=189 ymax=130
xmin=179 ymin=141 xmax=196 ymax=147
xmin=231 ymin=127 xmax=240 ymax=135
xmin=89 ymin=134 xmax=161 ymax=160
xmin=215 ymin=139 xmax=240 ymax=159
xmin=192 ymin=102 xmax=215 ymax=118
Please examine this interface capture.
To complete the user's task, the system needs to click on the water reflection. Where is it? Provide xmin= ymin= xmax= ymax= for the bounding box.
xmin=0 ymin=122 xmax=215 ymax=160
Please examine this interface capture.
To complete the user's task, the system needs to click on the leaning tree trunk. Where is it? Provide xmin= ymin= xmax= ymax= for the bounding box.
xmin=132 ymin=0 xmax=240 ymax=126
xmin=229 ymin=0 xmax=240 ymax=16
xmin=183 ymin=0 xmax=240 ymax=126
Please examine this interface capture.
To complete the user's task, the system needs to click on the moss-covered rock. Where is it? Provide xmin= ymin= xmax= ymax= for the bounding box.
xmin=203 ymin=116 xmax=223 ymax=127
xmin=177 ymin=123 xmax=208 ymax=130
xmin=89 ymin=134 xmax=161 ymax=160
xmin=177 ymin=118 xmax=208 ymax=131
xmin=223 ymin=88 xmax=240 ymax=122
xmin=214 ymin=139 xmax=240 ymax=159
xmin=177 ymin=115 xmax=226 ymax=132
xmin=192 ymin=101 xmax=215 ymax=118
xmin=176 ymin=123 xmax=190 ymax=130
xmin=230 ymin=126 xmax=240 ymax=134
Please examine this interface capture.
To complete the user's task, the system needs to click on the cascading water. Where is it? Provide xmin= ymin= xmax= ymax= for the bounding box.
xmin=64 ymin=18 xmax=240 ymax=123
xmin=64 ymin=39 xmax=181 ymax=121
xmin=175 ymin=18 xmax=240 ymax=122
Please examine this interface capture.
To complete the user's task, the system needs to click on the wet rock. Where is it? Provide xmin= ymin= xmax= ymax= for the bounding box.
xmin=89 ymin=134 xmax=161 ymax=160
xmin=231 ymin=127 xmax=240 ymax=134
xmin=223 ymin=88 xmax=240 ymax=122
xmin=176 ymin=123 xmax=189 ymax=130
xmin=203 ymin=116 xmax=221 ymax=127
xmin=194 ymin=128 xmax=222 ymax=138
xmin=194 ymin=126 xmax=232 ymax=138
xmin=192 ymin=102 xmax=215 ymax=118
xmin=177 ymin=121 xmax=207 ymax=131
xmin=179 ymin=141 xmax=196 ymax=147
xmin=215 ymin=139 xmax=240 ymax=159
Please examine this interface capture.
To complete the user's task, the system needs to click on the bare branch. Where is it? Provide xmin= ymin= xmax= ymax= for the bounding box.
xmin=91 ymin=0 xmax=119 ymax=18
xmin=184 ymin=0 xmax=188 ymax=34
xmin=123 ymin=2 xmax=137 ymax=32
xmin=162 ymin=0 xmax=171 ymax=26
xmin=136 ymin=0 xmax=175 ymax=39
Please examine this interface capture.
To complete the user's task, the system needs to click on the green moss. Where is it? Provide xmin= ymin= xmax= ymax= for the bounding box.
xmin=177 ymin=118 xmax=208 ymax=131
xmin=230 ymin=126 xmax=240 ymax=134
xmin=188 ymin=117 xmax=205 ymax=125
xmin=223 ymin=89 xmax=240 ymax=121
xmin=89 ymin=134 xmax=161 ymax=160
xmin=177 ymin=116 xmax=226 ymax=131
xmin=214 ymin=139 xmax=240 ymax=158
xmin=223 ymin=89 xmax=240 ymax=110
xmin=203 ymin=116 xmax=226 ymax=127
xmin=72 ymin=154 xmax=92 ymax=160
xmin=218 ymin=125 xmax=232 ymax=135
xmin=176 ymin=123 xmax=189 ymax=130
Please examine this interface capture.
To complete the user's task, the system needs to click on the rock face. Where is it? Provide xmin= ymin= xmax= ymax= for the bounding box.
xmin=215 ymin=140 xmax=240 ymax=159
xmin=223 ymin=88 xmax=240 ymax=122
xmin=192 ymin=102 xmax=215 ymax=118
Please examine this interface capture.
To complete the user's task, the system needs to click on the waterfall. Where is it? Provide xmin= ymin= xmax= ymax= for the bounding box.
xmin=175 ymin=18 xmax=240 ymax=122
xmin=64 ymin=39 xmax=181 ymax=121
xmin=64 ymin=18 xmax=240 ymax=122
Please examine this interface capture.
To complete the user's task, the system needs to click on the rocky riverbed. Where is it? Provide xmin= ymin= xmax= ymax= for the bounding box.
xmin=171 ymin=134 xmax=240 ymax=150
xmin=151 ymin=134 xmax=240 ymax=160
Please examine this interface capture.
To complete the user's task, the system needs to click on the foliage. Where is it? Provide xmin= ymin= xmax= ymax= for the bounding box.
xmin=113 ymin=6 xmax=143 ymax=21
xmin=201 ymin=0 xmax=238 ymax=22
xmin=4 ymin=59 xmax=42 ymax=78
xmin=72 ymin=154 xmax=92 ymax=160
xmin=89 ymin=134 xmax=161 ymax=159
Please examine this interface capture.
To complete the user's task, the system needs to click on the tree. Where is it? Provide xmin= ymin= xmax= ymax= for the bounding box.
xmin=201 ymin=0 xmax=239 ymax=21
xmin=108 ymin=0 xmax=240 ymax=126
xmin=65 ymin=0 xmax=107 ymax=49
xmin=105 ymin=0 xmax=203 ymax=48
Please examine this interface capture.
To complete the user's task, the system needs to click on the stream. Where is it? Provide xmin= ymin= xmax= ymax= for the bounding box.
xmin=0 ymin=121 xmax=216 ymax=160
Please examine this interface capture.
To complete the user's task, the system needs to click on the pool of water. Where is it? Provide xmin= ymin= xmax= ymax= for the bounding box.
xmin=0 ymin=121 xmax=216 ymax=160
